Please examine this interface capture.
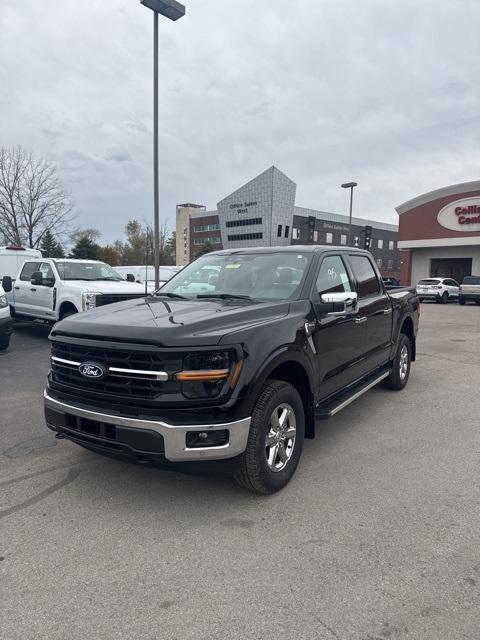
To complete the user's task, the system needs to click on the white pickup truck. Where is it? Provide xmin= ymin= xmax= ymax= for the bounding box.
xmin=2 ymin=258 xmax=147 ymax=322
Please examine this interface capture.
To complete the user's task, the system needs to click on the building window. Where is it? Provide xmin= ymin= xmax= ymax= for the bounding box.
xmin=193 ymin=223 xmax=220 ymax=232
xmin=340 ymin=234 xmax=347 ymax=245
xmin=277 ymin=225 xmax=282 ymax=237
xmin=326 ymin=233 xmax=333 ymax=244
xmin=377 ymin=258 xmax=382 ymax=268
xmin=378 ymin=239 xmax=383 ymax=249
xmin=226 ymin=218 xmax=262 ymax=228
xmin=292 ymin=228 xmax=300 ymax=240
xmin=354 ymin=236 xmax=359 ymax=247
xmin=389 ymin=240 xmax=394 ymax=250
xmin=193 ymin=236 xmax=221 ymax=245
xmin=284 ymin=225 xmax=290 ymax=238
xmin=388 ymin=259 xmax=394 ymax=269
xmin=227 ymin=232 xmax=263 ymax=242
xmin=313 ymin=230 xmax=318 ymax=242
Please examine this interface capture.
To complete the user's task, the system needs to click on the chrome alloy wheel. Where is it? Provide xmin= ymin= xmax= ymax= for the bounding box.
xmin=399 ymin=344 xmax=409 ymax=380
xmin=265 ymin=403 xmax=297 ymax=472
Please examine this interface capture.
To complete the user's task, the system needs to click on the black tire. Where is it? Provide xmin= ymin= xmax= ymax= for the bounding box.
xmin=383 ymin=333 xmax=411 ymax=391
xmin=0 ymin=334 xmax=10 ymax=350
xmin=234 ymin=380 xmax=305 ymax=494
xmin=60 ymin=310 xmax=77 ymax=320
xmin=459 ymin=298 xmax=466 ymax=305
xmin=418 ymin=298 xmax=423 ymax=303
xmin=440 ymin=292 xmax=448 ymax=304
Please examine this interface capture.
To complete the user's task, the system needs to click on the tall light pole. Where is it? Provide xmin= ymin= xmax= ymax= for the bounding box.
xmin=141 ymin=0 xmax=185 ymax=289
xmin=341 ymin=182 xmax=357 ymax=246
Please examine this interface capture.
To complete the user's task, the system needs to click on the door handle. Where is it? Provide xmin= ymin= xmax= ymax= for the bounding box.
xmin=383 ymin=308 xmax=393 ymax=315
xmin=354 ymin=316 xmax=367 ymax=324
xmin=14 ymin=286 xmax=20 ymax=290
xmin=30 ymin=288 xmax=37 ymax=292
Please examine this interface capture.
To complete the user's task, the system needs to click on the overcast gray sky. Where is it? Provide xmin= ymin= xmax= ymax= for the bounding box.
xmin=1 ymin=0 xmax=480 ymax=242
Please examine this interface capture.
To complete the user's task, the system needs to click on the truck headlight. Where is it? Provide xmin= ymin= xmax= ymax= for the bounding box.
xmin=176 ymin=350 xmax=243 ymax=399
xmin=82 ymin=292 xmax=98 ymax=311
xmin=0 ymin=295 xmax=8 ymax=309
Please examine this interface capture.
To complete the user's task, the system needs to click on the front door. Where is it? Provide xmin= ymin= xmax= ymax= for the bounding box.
xmin=311 ymin=254 xmax=367 ymax=401
xmin=33 ymin=262 xmax=56 ymax=319
xmin=13 ymin=261 xmax=41 ymax=316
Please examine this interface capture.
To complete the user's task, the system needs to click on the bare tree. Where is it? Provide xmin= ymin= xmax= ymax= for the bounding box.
xmin=0 ymin=146 xmax=74 ymax=248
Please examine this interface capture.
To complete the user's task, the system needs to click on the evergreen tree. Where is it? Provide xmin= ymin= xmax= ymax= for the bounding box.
xmin=40 ymin=229 xmax=65 ymax=258
xmin=195 ymin=241 xmax=215 ymax=258
xmin=69 ymin=236 xmax=101 ymax=260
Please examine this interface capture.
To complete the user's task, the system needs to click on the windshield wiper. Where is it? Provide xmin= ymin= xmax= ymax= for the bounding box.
xmin=153 ymin=291 xmax=188 ymax=299
xmin=94 ymin=277 xmax=123 ymax=281
xmin=196 ymin=293 xmax=252 ymax=300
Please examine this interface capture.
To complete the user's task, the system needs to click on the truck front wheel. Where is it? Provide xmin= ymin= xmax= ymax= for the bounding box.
xmin=234 ymin=380 xmax=304 ymax=494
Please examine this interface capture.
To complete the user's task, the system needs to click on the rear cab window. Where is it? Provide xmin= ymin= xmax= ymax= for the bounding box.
xmin=462 ymin=276 xmax=480 ymax=285
xmin=348 ymin=255 xmax=381 ymax=298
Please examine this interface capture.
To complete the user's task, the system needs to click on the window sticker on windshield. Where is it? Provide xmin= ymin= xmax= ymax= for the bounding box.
xmin=225 ymin=263 xmax=241 ymax=269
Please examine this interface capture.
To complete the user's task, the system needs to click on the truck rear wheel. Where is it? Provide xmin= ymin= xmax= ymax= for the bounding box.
xmin=384 ymin=333 xmax=411 ymax=391
xmin=234 ymin=380 xmax=304 ymax=494
xmin=0 ymin=335 xmax=10 ymax=350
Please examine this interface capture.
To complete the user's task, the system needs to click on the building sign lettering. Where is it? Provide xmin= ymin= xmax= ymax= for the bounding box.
xmin=230 ymin=201 xmax=258 ymax=214
xmin=437 ymin=197 xmax=480 ymax=233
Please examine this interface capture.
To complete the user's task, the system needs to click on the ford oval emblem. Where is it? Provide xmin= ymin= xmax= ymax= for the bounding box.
xmin=78 ymin=362 xmax=106 ymax=379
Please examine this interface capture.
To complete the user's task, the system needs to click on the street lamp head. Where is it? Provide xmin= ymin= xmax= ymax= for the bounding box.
xmin=141 ymin=0 xmax=185 ymax=20
xmin=341 ymin=182 xmax=358 ymax=189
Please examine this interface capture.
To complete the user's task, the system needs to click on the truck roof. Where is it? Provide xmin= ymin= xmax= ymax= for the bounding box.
xmin=210 ymin=245 xmax=370 ymax=255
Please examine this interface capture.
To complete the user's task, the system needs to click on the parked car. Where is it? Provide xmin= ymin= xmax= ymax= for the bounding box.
xmin=44 ymin=246 xmax=419 ymax=494
xmin=382 ymin=277 xmax=400 ymax=287
xmin=114 ymin=265 xmax=182 ymax=293
xmin=416 ymin=277 xmax=459 ymax=303
xmin=0 ymin=283 xmax=13 ymax=350
xmin=2 ymin=258 xmax=146 ymax=322
xmin=0 ymin=246 xmax=42 ymax=281
xmin=459 ymin=275 xmax=480 ymax=305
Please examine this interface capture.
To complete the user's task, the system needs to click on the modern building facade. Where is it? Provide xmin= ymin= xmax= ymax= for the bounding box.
xmin=397 ymin=181 xmax=480 ymax=285
xmin=176 ymin=166 xmax=400 ymax=276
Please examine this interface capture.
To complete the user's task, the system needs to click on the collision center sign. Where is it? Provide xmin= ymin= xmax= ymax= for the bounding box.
xmin=437 ymin=197 xmax=480 ymax=232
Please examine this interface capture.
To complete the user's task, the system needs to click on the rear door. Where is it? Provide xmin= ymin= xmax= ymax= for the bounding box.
xmin=13 ymin=261 xmax=42 ymax=315
xmin=347 ymin=254 xmax=392 ymax=371
xmin=311 ymin=254 xmax=367 ymax=400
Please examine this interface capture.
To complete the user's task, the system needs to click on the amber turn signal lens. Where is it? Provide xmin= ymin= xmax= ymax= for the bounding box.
xmin=176 ymin=369 xmax=230 ymax=382
xmin=229 ymin=360 xmax=243 ymax=389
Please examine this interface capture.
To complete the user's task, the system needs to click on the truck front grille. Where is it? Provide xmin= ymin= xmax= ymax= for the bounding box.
xmin=96 ymin=293 xmax=146 ymax=307
xmin=49 ymin=340 xmax=183 ymax=402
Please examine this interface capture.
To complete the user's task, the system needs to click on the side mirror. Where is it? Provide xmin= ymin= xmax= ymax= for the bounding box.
xmin=126 ymin=273 xmax=135 ymax=282
xmin=30 ymin=271 xmax=44 ymax=286
xmin=2 ymin=276 xmax=12 ymax=293
xmin=317 ymin=291 xmax=358 ymax=317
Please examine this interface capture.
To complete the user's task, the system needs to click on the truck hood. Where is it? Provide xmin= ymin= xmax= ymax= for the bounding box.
xmin=52 ymin=297 xmax=290 ymax=347
xmin=59 ymin=280 xmax=146 ymax=294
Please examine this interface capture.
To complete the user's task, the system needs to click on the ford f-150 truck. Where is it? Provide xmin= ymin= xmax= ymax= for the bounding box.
xmin=2 ymin=258 xmax=146 ymax=322
xmin=43 ymin=246 xmax=420 ymax=493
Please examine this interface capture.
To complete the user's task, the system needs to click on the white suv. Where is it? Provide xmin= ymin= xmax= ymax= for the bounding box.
xmin=416 ymin=278 xmax=460 ymax=304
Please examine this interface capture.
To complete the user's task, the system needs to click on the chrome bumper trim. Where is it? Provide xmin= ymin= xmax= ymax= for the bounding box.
xmin=44 ymin=391 xmax=251 ymax=462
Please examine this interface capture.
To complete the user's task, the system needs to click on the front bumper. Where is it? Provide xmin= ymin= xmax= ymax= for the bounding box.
xmin=44 ymin=391 xmax=251 ymax=462
xmin=0 ymin=313 xmax=13 ymax=336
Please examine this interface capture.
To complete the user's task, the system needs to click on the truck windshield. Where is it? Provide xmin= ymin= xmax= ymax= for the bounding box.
xmin=158 ymin=252 xmax=311 ymax=300
xmin=56 ymin=262 xmax=124 ymax=281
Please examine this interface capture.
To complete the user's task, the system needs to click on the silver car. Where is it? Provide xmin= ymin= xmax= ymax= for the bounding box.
xmin=459 ymin=275 xmax=480 ymax=305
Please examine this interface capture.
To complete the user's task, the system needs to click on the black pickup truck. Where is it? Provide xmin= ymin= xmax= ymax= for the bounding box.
xmin=44 ymin=246 xmax=419 ymax=493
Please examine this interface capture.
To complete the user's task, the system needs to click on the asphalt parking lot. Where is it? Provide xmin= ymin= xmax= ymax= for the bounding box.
xmin=1 ymin=304 xmax=480 ymax=640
